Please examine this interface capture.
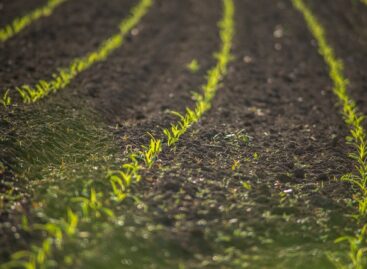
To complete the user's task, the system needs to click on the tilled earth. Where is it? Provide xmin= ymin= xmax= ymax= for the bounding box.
xmin=0 ymin=0 xmax=367 ymax=268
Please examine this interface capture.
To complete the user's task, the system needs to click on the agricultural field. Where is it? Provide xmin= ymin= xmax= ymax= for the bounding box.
xmin=0 ymin=0 xmax=367 ymax=268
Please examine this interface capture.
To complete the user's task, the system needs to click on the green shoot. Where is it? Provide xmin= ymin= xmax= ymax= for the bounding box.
xmin=187 ymin=59 xmax=200 ymax=73
xmin=332 ymin=224 xmax=367 ymax=269
xmin=232 ymin=160 xmax=240 ymax=171
xmin=65 ymin=208 xmax=78 ymax=236
xmin=140 ymin=133 xmax=162 ymax=168
xmin=0 ymin=90 xmax=11 ymax=107
xmin=107 ymin=133 xmax=161 ymax=201
xmin=242 ymin=181 xmax=252 ymax=190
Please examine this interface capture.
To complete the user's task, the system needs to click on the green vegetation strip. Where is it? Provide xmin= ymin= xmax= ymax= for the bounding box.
xmin=1 ymin=0 xmax=152 ymax=106
xmin=292 ymin=0 xmax=367 ymax=268
xmin=1 ymin=0 xmax=234 ymax=268
xmin=0 ymin=0 xmax=67 ymax=43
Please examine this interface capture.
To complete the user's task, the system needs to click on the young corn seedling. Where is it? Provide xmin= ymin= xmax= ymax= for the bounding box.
xmin=108 ymin=170 xmax=132 ymax=202
xmin=187 ymin=59 xmax=200 ymax=73
xmin=163 ymin=109 xmax=200 ymax=146
xmin=140 ymin=134 xmax=162 ymax=168
xmin=163 ymin=123 xmax=185 ymax=146
xmin=123 ymin=153 xmax=141 ymax=178
xmin=65 ymin=208 xmax=78 ymax=236
xmin=72 ymin=188 xmax=114 ymax=218
xmin=15 ymin=208 xmax=77 ymax=268
xmin=107 ymin=151 xmax=144 ymax=202
xmin=231 ymin=160 xmax=240 ymax=171
xmin=1 ymin=90 xmax=11 ymax=107
xmin=33 ymin=223 xmax=63 ymax=249
xmin=242 ymin=181 xmax=252 ymax=191
xmin=331 ymin=224 xmax=367 ymax=269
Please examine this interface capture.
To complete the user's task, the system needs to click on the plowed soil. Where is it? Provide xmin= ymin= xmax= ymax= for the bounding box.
xmin=1 ymin=0 xmax=367 ymax=268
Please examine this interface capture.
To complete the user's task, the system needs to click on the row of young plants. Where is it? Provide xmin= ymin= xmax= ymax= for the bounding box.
xmin=1 ymin=0 xmax=152 ymax=107
xmin=1 ymin=0 xmax=235 ymax=268
xmin=0 ymin=0 xmax=67 ymax=43
xmin=163 ymin=0 xmax=233 ymax=146
xmin=292 ymin=0 xmax=367 ymax=268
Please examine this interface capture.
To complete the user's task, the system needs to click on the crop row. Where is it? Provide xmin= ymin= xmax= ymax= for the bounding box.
xmin=1 ymin=0 xmax=152 ymax=106
xmin=293 ymin=0 xmax=367 ymax=268
xmin=0 ymin=0 xmax=67 ymax=43
xmin=0 ymin=0 xmax=235 ymax=268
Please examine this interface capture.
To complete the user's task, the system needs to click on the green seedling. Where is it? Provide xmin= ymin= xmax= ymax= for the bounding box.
xmin=140 ymin=134 xmax=162 ymax=168
xmin=5 ymin=189 xmax=113 ymax=269
xmin=241 ymin=181 xmax=252 ymax=190
xmin=13 ymin=207 xmax=78 ymax=269
xmin=232 ymin=160 xmax=240 ymax=171
xmin=333 ymin=224 xmax=367 ymax=269
xmin=187 ymin=59 xmax=200 ymax=73
xmin=293 ymin=0 xmax=367 ymax=267
xmin=1 ymin=90 xmax=12 ymax=107
xmin=33 ymin=223 xmax=63 ymax=249
xmin=65 ymin=208 xmax=78 ymax=236
xmin=163 ymin=109 xmax=200 ymax=146
xmin=0 ymin=0 xmax=67 ymax=43
xmin=238 ymin=133 xmax=251 ymax=145
xmin=108 ymin=169 xmax=133 ymax=202
xmin=72 ymin=188 xmax=113 ymax=218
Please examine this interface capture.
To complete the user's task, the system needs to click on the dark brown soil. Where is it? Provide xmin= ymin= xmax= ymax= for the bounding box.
xmin=0 ymin=0 xmax=367 ymax=268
